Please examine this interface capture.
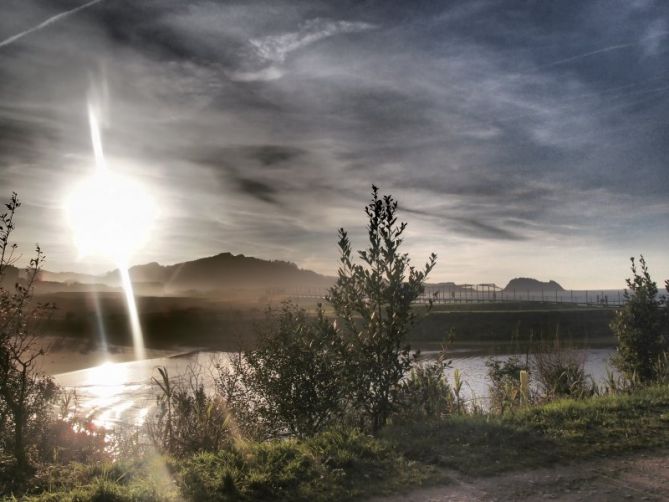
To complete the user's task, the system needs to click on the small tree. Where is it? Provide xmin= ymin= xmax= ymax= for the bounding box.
xmin=611 ymin=256 xmax=667 ymax=383
xmin=328 ymin=186 xmax=436 ymax=432
xmin=0 ymin=193 xmax=57 ymax=475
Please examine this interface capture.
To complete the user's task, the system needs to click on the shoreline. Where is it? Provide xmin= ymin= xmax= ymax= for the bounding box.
xmin=35 ymin=335 xmax=189 ymax=375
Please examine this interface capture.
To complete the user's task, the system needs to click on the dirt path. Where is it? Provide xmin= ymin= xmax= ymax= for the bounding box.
xmin=371 ymin=450 xmax=669 ymax=501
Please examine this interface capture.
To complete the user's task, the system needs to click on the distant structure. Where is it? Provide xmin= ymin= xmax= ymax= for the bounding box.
xmin=503 ymin=277 xmax=564 ymax=292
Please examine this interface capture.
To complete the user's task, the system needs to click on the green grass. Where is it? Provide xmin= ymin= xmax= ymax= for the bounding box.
xmin=176 ymin=429 xmax=439 ymax=501
xmin=381 ymin=416 xmax=560 ymax=476
xmin=10 ymin=386 xmax=669 ymax=501
xmin=15 ymin=429 xmax=439 ymax=502
xmin=385 ymin=384 xmax=669 ymax=477
xmin=411 ymin=307 xmax=616 ymax=345
xmin=18 ymin=457 xmax=180 ymax=502
xmin=511 ymin=385 xmax=669 ymax=459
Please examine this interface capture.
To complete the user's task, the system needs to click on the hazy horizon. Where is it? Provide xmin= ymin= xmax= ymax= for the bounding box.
xmin=22 ymin=248 xmax=656 ymax=292
xmin=1 ymin=1 xmax=668 ymax=289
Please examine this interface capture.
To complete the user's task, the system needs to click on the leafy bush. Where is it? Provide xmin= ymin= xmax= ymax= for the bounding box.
xmin=395 ymin=353 xmax=455 ymax=421
xmin=327 ymin=186 xmax=436 ymax=431
xmin=611 ymin=256 xmax=668 ymax=383
xmin=216 ymin=302 xmax=348 ymax=439
xmin=38 ymin=416 xmax=109 ymax=467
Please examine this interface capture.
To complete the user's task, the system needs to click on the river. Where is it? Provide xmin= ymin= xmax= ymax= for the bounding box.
xmin=52 ymin=344 xmax=617 ymax=429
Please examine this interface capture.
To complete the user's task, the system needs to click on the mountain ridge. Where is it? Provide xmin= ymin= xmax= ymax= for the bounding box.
xmin=39 ymin=252 xmax=335 ymax=293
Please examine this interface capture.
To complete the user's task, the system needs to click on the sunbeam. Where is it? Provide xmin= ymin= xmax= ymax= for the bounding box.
xmin=65 ymin=102 xmax=154 ymax=360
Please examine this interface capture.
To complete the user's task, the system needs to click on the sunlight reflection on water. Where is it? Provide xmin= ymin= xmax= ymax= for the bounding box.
xmin=54 ymin=352 xmax=223 ymax=429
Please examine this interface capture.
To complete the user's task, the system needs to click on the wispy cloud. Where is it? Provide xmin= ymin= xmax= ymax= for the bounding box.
xmin=231 ymin=18 xmax=375 ymax=81
xmin=642 ymin=19 xmax=668 ymax=56
xmin=0 ymin=0 xmax=105 ymax=49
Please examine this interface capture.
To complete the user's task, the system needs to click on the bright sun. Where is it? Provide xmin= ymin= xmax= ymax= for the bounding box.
xmin=65 ymin=169 xmax=155 ymax=262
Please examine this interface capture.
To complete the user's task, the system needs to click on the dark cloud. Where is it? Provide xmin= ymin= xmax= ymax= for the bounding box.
xmin=235 ymin=177 xmax=279 ymax=204
xmin=252 ymin=145 xmax=304 ymax=166
xmin=403 ymin=207 xmax=526 ymax=241
xmin=449 ymin=217 xmax=526 ymax=242
xmin=190 ymin=145 xmax=306 ymax=169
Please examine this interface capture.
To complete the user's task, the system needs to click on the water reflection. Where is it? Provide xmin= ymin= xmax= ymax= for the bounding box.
xmin=54 ymin=347 xmax=616 ymax=428
xmin=54 ymin=352 xmax=219 ymax=429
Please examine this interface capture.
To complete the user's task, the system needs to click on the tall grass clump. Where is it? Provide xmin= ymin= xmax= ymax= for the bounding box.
xmin=147 ymin=366 xmax=233 ymax=457
xmin=486 ymin=355 xmax=532 ymax=413
xmin=532 ymin=336 xmax=594 ymax=400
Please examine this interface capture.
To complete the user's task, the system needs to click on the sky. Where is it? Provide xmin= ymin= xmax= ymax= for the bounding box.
xmin=0 ymin=0 xmax=668 ymax=289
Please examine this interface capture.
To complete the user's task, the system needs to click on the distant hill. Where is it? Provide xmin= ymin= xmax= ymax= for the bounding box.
xmin=38 ymin=270 xmax=101 ymax=284
xmin=503 ymin=278 xmax=564 ymax=292
xmin=38 ymin=253 xmax=335 ymax=294
xmin=115 ymin=252 xmax=335 ymax=293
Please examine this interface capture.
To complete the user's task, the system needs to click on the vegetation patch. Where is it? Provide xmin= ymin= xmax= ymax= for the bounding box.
xmin=386 ymin=384 xmax=669 ymax=478
xmin=3 ymin=191 xmax=669 ymax=501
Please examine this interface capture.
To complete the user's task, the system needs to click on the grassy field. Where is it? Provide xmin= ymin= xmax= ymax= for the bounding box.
xmin=16 ymin=385 xmax=669 ymax=501
xmin=383 ymin=384 xmax=669 ymax=477
xmin=412 ymin=303 xmax=616 ymax=349
xmin=40 ymin=292 xmax=617 ymax=352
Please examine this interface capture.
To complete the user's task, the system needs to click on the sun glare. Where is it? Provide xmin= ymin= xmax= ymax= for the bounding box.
xmin=65 ymin=169 xmax=155 ymax=262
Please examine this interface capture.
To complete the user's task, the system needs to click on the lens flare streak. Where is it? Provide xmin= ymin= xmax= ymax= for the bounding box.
xmin=119 ymin=265 xmax=146 ymax=360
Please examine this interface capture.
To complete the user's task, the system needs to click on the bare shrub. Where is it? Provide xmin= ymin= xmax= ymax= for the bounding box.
xmin=0 ymin=193 xmax=58 ymax=480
